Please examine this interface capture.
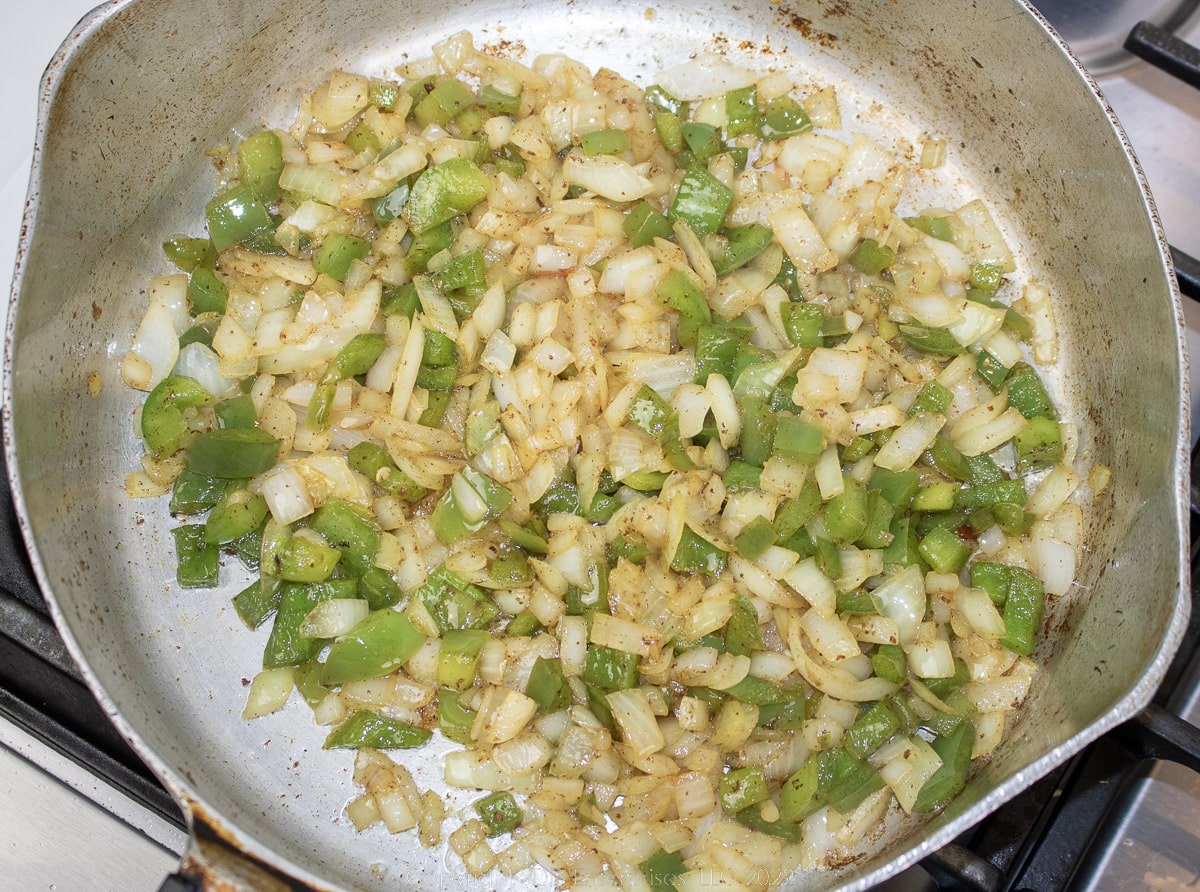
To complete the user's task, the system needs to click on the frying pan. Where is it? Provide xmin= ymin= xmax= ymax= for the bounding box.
xmin=4 ymin=0 xmax=1190 ymax=889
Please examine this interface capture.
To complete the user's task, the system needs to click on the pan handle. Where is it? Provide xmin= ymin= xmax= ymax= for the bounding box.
xmin=159 ymin=877 xmax=201 ymax=892
xmin=157 ymin=808 xmax=324 ymax=892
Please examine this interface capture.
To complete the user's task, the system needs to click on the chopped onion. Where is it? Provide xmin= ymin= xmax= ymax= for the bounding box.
xmin=907 ymin=639 xmax=955 ymax=678
xmin=788 ymin=618 xmax=900 ymax=702
xmin=562 ymin=154 xmax=654 ymax=202
xmin=301 ymin=598 xmax=370 ymax=638
xmin=874 ymin=411 xmax=945 ymax=471
xmin=814 ymin=445 xmax=845 ymax=499
xmin=954 ymin=587 xmax=1007 ymax=640
xmin=867 ymin=564 xmax=925 ymax=646
xmin=769 ymin=205 xmax=838 ymax=273
xmin=875 ymin=735 xmax=943 ymax=813
xmin=261 ymin=465 xmax=315 ymax=524
xmin=1026 ymin=465 xmax=1079 ymax=518
xmin=173 ymin=342 xmax=240 ymax=400
xmin=654 ymin=55 xmax=757 ymax=100
xmin=605 ymin=689 xmax=664 ymax=758
xmin=1027 ymin=534 xmax=1076 ymax=596
xmin=800 ymin=608 xmax=862 ymax=664
xmin=784 ymin=557 xmax=838 ymax=617
xmin=242 ymin=667 xmax=295 ymax=720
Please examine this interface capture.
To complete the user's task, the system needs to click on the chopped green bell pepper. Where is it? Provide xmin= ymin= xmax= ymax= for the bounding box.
xmin=185 ymin=428 xmax=280 ymax=478
xmin=323 ymin=711 xmax=432 ymax=749
xmin=406 ymin=157 xmax=491 ymax=235
xmin=141 ymin=375 xmax=215 ymax=455
xmin=322 ymin=609 xmax=427 ymax=685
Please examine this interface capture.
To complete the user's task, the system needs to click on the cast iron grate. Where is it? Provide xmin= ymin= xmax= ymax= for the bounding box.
xmin=1126 ymin=22 xmax=1200 ymax=303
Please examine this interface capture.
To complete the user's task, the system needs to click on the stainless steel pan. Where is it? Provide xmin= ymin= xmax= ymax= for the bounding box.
xmin=4 ymin=0 xmax=1190 ymax=889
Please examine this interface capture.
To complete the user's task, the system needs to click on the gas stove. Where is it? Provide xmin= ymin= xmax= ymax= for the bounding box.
xmin=1 ymin=3 xmax=1199 ymax=891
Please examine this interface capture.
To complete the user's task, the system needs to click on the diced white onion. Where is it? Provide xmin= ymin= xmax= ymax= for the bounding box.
xmin=954 ymin=587 xmax=1007 ymax=639
xmin=562 ymin=154 xmax=654 ymax=202
xmin=907 ymin=639 xmax=955 ymax=678
xmin=654 ymin=55 xmax=758 ymax=100
xmin=874 ymin=412 xmax=945 ymax=471
xmin=242 ymin=667 xmax=295 ymax=720
xmin=261 ymin=465 xmax=315 ymax=524
xmin=173 ymin=342 xmax=240 ymax=399
xmin=867 ymin=564 xmax=925 ymax=647
xmin=1027 ymin=534 xmax=1076 ymax=596
xmin=301 ymin=599 xmax=370 ymax=638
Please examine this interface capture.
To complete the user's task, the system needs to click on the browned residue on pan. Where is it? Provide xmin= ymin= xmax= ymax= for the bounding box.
xmin=177 ymin=796 xmax=332 ymax=891
xmin=775 ymin=9 xmax=839 ymax=47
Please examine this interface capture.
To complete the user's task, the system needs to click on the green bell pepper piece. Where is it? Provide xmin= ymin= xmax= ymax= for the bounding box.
xmin=431 ymin=468 xmax=511 ymax=545
xmin=779 ymin=754 xmax=824 ymax=822
xmin=582 ymin=645 xmax=640 ymax=691
xmin=438 ymin=689 xmax=476 ymax=744
xmin=237 ymin=130 xmax=284 ymax=203
xmin=907 ymin=215 xmax=954 ymax=242
xmin=474 ymin=791 xmax=523 ymax=836
xmin=1015 ymin=415 xmax=1064 ymax=471
xmin=999 ymin=567 xmax=1046 ymax=656
xmin=825 ymin=478 xmax=870 ymax=545
xmin=844 ymin=701 xmax=902 ymax=760
xmin=913 ymin=721 xmax=975 ymax=813
xmin=526 ymin=657 xmax=571 ymax=713
xmin=187 ymin=267 xmax=228 ymax=314
xmin=757 ymin=95 xmax=811 ymax=140
xmin=204 ymin=489 xmax=268 ymax=545
xmin=581 ymin=128 xmax=629 ymax=156
xmin=718 ymin=766 xmax=769 ymax=813
xmin=406 ymin=157 xmax=491 ymax=235
xmin=274 ymin=532 xmax=342 ymax=583
xmin=438 ymin=628 xmax=489 ymax=691
xmin=232 ymin=577 xmax=282 ymax=630
xmin=347 ymin=441 xmax=427 ymax=501
xmin=918 ymin=526 xmax=971 ymax=574
xmin=323 ymin=711 xmax=432 ymax=749
xmin=733 ymin=517 xmax=776 ymax=563
xmin=163 ymin=237 xmax=216 ymax=272
xmin=313 ymin=232 xmax=370 ymax=282
xmin=1004 ymin=362 xmax=1057 ymax=419
xmin=322 ymin=609 xmax=427 ymax=685
xmin=205 ymin=185 xmax=274 ymax=252
xmin=478 ymin=84 xmax=521 ymax=115
xmin=214 ymin=394 xmax=257 ymax=430
xmin=624 ymin=201 xmax=673 ymax=247
xmin=356 ymin=567 xmax=403 ymax=611
xmin=310 ymin=498 xmax=379 ymax=577
xmin=899 ymin=324 xmax=965 ymax=357
xmin=262 ymin=580 xmax=358 ymax=668
xmin=642 ymin=849 xmax=686 ymax=892
xmin=417 ymin=565 xmax=501 ymax=633
xmin=671 ymin=524 xmax=728 ymax=577
xmin=172 ymin=524 xmax=220 ymax=588
xmin=185 ymin=428 xmax=280 ymax=478
xmin=872 ymin=643 xmax=907 ymax=684
xmin=669 ymin=166 xmax=733 ymax=237
xmin=413 ymin=78 xmax=475 ymax=128
xmin=848 ymin=237 xmax=894 ymax=275
xmin=773 ymin=415 xmax=825 ymax=464
xmin=141 ymin=375 xmax=215 ymax=455
xmin=780 ymin=301 xmax=824 ymax=348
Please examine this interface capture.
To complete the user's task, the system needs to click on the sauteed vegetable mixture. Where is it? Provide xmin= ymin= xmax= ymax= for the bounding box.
xmin=121 ymin=31 xmax=1088 ymax=888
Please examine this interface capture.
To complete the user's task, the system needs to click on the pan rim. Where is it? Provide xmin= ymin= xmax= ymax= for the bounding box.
xmin=3 ymin=0 xmax=1190 ymax=889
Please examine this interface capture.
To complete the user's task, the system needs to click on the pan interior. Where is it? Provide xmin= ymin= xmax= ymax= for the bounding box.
xmin=6 ymin=1 xmax=1186 ymax=890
